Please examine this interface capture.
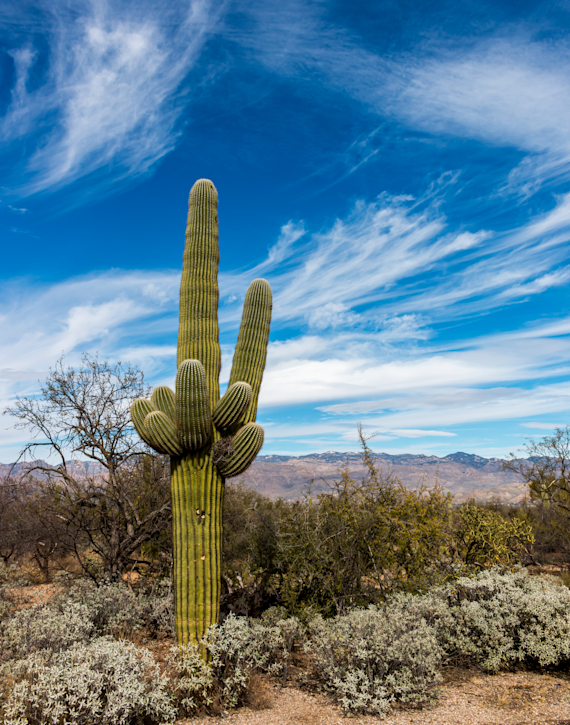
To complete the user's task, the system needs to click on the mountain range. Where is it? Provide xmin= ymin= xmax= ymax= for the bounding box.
xmin=239 ymin=451 xmax=525 ymax=503
xmin=1 ymin=451 xmax=526 ymax=504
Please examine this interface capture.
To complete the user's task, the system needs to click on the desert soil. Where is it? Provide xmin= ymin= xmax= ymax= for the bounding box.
xmin=178 ymin=669 xmax=570 ymax=725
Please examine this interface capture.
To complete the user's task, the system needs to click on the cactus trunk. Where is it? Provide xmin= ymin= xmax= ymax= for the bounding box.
xmin=171 ymin=453 xmax=223 ymax=649
xmin=130 ymin=178 xmax=272 ymax=655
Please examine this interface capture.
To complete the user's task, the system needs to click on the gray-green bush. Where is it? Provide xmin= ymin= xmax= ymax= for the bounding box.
xmin=0 ymin=580 xmax=175 ymax=662
xmin=402 ymin=567 xmax=570 ymax=672
xmin=1 ymin=637 xmax=176 ymax=725
xmin=56 ymin=579 xmax=174 ymax=638
xmin=171 ymin=612 xmax=295 ymax=711
xmin=2 ymin=568 xmax=570 ymax=721
xmin=307 ymin=605 xmax=443 ymax=715
xmin=1 ymin=601 xmax=94 ymax=659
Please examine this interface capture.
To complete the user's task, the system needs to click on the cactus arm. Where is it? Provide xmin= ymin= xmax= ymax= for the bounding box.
xmin=218 ymin=422 xmax=265 ymax=478
xmin=151 ymin=386 xmax=176 ymax=422
xmin=212 ymin=382 xmax=252 ymax=430
xmin=130 ymin=398 xmax=164 ymax=452
xmin=228 ymin=279 xmax=272 ymax=424
xmin=130 ymin=179 xmax=273 ymax=653
xmin=176 ymin=359 xmax=212 ymax=450
xmin=144 ymin=411 xmax=184 ymax=456
xmin=177 ymin=179 xmax=221 ymax=411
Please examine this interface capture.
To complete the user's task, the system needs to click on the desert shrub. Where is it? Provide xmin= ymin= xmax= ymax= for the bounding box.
xmin=1 ymin=636 xmax=176 ymax=725
xmin=306 ymin=605 xmax=443 ymax=715
xmin=222 ymin=483 xmax=283 ymax=615
xmin=54 ymin=578 xmax=174 ymax=638
xmin=261 ymin=607 xmax=304 ymax=682
xmin=1 ymin=601 xmax=94 ymax=659
xmin=0 ymin=562 xmax=29 ymax=619
xmin=1 ymin=580 xmax=175 ymax=662
xmin=454 ymin=501 xmax=534 ymax=568
xmin=276 ymin=430 xmax=455 ymax=617
xmin=401 ymin=567 xmax=570 ymax=672
xmin=171 ymin=613 xmax=288 ymax=712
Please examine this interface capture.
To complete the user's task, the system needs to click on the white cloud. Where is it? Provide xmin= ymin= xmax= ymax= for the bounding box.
xmin=520 ymin=422 xmax=566 ymax=430
xmin=257 ymin=307 xmax=570 ymax=407
xmin=0 ymin=269 xmax=179 ymax=378
xmin=1 ymin=0 xmax=224 ymax=197
xmin=219 ymin=187 xmax=570 ymax=334
xmin=2 ymin=159 xmax=570 ymax=459
xmin=246 ymin=4 xmax=570 ymax=196
xmin=395 ymin=39 xmax=570 ymax=153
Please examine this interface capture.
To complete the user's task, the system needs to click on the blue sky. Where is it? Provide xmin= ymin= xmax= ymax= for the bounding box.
xmin=2 ymin=0 xmax=570 ymax=461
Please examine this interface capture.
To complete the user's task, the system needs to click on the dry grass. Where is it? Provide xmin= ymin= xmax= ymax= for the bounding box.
xmin=242 ymin=674 xmax=274 ymax=711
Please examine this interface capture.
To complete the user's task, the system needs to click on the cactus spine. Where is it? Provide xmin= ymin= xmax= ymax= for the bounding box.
xmin=130 ymin=179 xmax=272 ymax=651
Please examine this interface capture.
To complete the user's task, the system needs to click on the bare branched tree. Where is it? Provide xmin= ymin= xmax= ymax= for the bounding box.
xmin=502 ymin=426 xmax=570 ymax=553
xmin=503 ymin=427 xmax=570 ymax=514
xmin=4 ymin=354 xmax=172 ymax=580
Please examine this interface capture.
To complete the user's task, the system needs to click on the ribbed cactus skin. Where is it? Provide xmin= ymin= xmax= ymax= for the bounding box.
xmin=212 ymin=382 xmax=252 ymax=430
xmin=176 ymin=360 xmax=212 ymax=450
xmin=218 ymin=422 xmax=265 ymax=478
xmin=131 ymin=398 xmax=164 ymax=451
xmin=177 ymin=179 xmax=221 ymax=413
xmin=151 ymin=386 xmax=176 ymax=422
xmin=130 ymin=178 xmax=272 ymax=652
xmin=145 ymin=410 xmax=183 ymax=456
xmin=170 ymin=453 xmax=222 ymax=651
xmin=228 ymin=279 xmax=272 ymax=424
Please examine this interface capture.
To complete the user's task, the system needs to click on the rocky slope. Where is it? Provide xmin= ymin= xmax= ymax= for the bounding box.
xmin=1 ymin=452 xmax=526 ymax=503
xmin=236 ymin=451 xmax=526 ymax=503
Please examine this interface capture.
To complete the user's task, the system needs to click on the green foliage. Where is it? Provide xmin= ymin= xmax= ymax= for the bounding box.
xmin=129 ymin=179 xmax=272 ymax=649
xmin=276 ymin=429 xmax=454 ymax=616
xmin=220 ymin=431 xmax=541 ymax=621
xmin=222 ymin=483 xmax=282 ymax=611
xmin=454 ymin=501 xmax=534 ymax=568
xmin=503 ymin=426 xmax=570 ymax=555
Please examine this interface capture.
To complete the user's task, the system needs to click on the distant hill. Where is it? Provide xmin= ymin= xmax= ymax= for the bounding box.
xmin=240 ymin=451 xmax=525 ymax=503
xmin=1 ymin=452 xmax=527 ymax=503
xmin=0 ymin=459 xmax=105 ymax=480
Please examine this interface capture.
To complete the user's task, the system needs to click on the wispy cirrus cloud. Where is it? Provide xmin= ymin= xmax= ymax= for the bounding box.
xmin=244 ymin=1 xmax=570 ymax=197
xmin=3 ymin=174 xmax=570 ymax=458
xmin=1 ymin=0 xmax=224 ymax=198
xmin=220 ymin=183 xmax=570 ymax=332
xmin=0 ymin=269 xmax=179 ymax=381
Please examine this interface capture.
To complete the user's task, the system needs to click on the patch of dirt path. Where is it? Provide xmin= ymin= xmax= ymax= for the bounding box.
xmin=178 ymin=670 xmax=570 ymax=725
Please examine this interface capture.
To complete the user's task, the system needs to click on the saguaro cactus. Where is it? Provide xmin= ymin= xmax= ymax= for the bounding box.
xmin=130 ymin=179 xmax=272 ymax=649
